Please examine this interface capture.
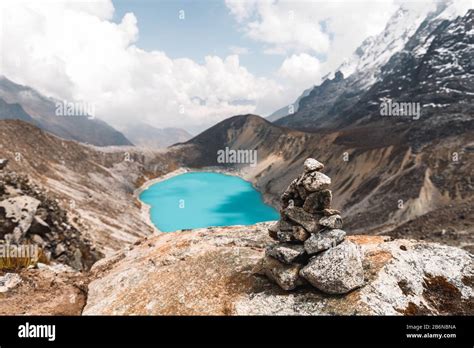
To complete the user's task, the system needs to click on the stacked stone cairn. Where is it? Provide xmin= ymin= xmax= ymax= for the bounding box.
xmin=258 ymin=158 xmax=364 ymax=294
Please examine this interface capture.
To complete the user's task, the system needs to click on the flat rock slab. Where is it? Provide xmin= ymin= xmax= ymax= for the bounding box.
xmin=257 ymin=255 xmax=304 ymax=290
xmin=266 ymin=243 xmax=307 ymax=264
xmin=284 ymin=206 xmax=318 ymax=233
xmin=304 ymin=228 xmax=346 ymax=255
xmin=319 ymin=214 xmax=343 ymax=229
xmin=300 ymin=240 xmax=364 ymax=294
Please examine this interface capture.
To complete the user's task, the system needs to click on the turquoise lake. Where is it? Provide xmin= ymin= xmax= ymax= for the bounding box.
xmin=139 ymin=172 xmax=279 ymax=232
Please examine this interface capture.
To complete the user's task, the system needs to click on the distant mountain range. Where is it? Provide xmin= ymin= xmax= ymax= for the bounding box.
xmin=120 ymin=123 xmax=192 ymax=149
xmin=0 ymin=76 xmax=133 ymax=146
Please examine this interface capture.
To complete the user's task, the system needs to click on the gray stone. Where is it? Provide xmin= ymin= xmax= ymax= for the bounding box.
xmin=71 ymin=248 xmax=84 ymax=271
xmin=284 ymin=206 xmax=318 ymax=233
xmin=0 ymin=159 xmax=8 ymax=170
xmin=303 ymin=189 xmax=332 ymax=213
xmin=0 ymin=196 xmax=41 ymax=243
xmin=319 ymin=214 xmax=343 ymax=229
xmin=304 ymin=229 xmax=346 ymax=255
xmin=292 ymin=225 xmax=310 ymax=242
xmin=279 ymin=219 xmax=293 ymax=231
xmin=256 ymin=255 xmax=304 ymax=290
xmin=300 ymin=240 xmax=364 ymax=294
xmin=276 ymin=230 xmax=294 ymax=243
xmin=266 ymin=243 xmax=307 ymax=264
xmin=54 ymin=244 xmax=66 ymax=256
xmin=268 ymin=221 xmax=280 ymax=233
xmin=0 ymin=273 xmax=22 ymax=293
xmin=301 ymin=171 xmax=331 ymax=192
xmin=303 ymin=158 xmax=324 ymax=172
xmin=268 ymin=221 xmax=279 ymax=240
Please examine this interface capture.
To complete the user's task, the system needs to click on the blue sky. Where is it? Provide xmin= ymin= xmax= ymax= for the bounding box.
xmin=112 ymin=0 xmax=283 ymax=76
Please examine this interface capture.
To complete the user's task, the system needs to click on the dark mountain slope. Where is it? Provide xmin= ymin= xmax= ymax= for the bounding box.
xmin=173 ymin=114 xmax=473 ymax=252
xmin=0 ymin=76 xmax=132 ymax=146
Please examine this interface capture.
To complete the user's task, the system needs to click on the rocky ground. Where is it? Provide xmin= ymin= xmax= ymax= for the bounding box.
xmin=83 ymin=223 xmax=473 ymax=315
xmin=0 ymin=264 xmax=87 ymax=315
xmin=0 ymin=164 xmax=102 ymax=270
xmin=0 ymin=120 xmax=178 ymax=255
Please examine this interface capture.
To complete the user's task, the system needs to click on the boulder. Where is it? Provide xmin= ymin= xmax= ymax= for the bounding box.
xmin=303 ymin=189 xmax=332 ymax=213
xmin=266 ymin=243 xmax=307 ymax=264
xmin=303 ymin=158 xmax=324 ymax=172
xmin=301 ymin=171 xmax=331 ymax=192
xmin=279 ymin=219 xmax=293 ymax=231
xmin=300 ymin=240 xmax=364 ymax=294
xmin=255 ymin=255 xmax=304 ymax=291
xmin=284 ymin=206 xmax=318 ymax=233
xmin=304 ymin=228 xmax=346 ymax=255
xmin=0 ymin=196 xmax=41 ymax=243
xmin=292 ymin=225 xmax=310 ymax=242
xmin=319 ymin=214 xmax=343 ymax=229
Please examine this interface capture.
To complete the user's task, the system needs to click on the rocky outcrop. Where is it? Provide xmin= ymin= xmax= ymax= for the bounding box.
xmin=0 ymin=120 xmax=176 ymax=255
xmin=83 ymin=224 xmax=473 ymax=315
xmin=0 ymin=168 xmax=102 ymax=270
xmin=260 ymin=158 xmax=364 ymax=294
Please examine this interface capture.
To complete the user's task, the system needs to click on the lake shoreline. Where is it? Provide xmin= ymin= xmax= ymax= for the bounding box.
xmin=134 ymin=166 xmax=277 ymax=233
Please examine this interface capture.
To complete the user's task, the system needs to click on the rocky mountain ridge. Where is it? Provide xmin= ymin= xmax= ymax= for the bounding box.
xmin=274 ymin=1 xmax=472 ymax=128
xmin=0 ymin=120 xmax=178 ymax=255
xmin=0 ymin=76 xmax=133 ymax=147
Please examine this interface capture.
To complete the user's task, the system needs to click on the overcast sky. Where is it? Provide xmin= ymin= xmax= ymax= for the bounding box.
xmin=0 ymin=0 xmax=414 ymax=132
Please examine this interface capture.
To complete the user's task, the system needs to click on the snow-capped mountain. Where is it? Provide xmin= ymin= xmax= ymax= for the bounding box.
xmin=340 ymin=7 xmax=473 ymax=133
xmin=272 ymin=0 xmax=471 ymax=125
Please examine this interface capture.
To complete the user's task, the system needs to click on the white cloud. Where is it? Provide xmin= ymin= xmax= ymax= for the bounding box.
xmin=226 ymin=0 xmax=399 ymax=66
xmin=228 ymin=45 xmax=250 ymax=55
xmin=278 ymin=53 xmax=321 ymax=87
xmin=0 ymin=0 xmax=411 ymax=131
xmin=0 ymin=0 xmax=282 ymax=130
xmin=225 ymin=0 xmax=258 ymax=22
